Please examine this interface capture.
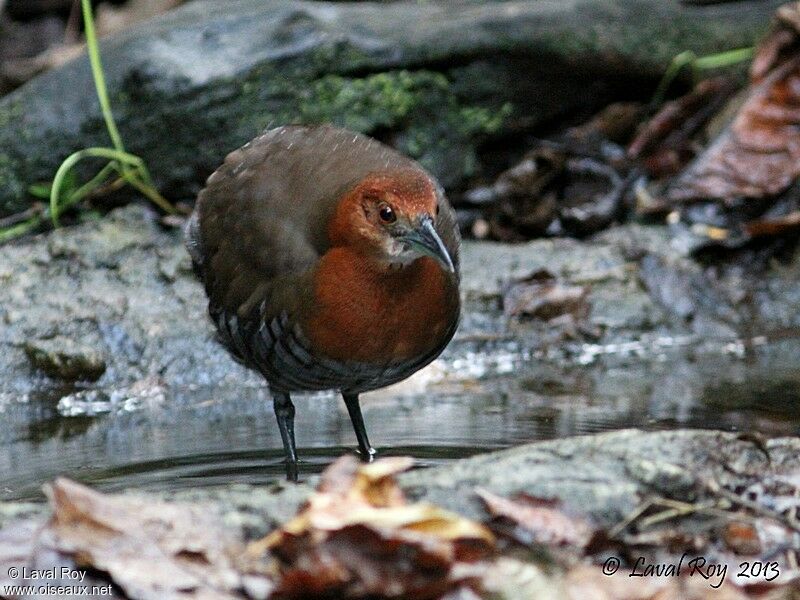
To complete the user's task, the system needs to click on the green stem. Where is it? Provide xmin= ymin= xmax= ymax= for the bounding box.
xmin=693 ymin=47 xmax=754 ymax=71
xmin=50 ymin=147 xmax=148 ymax=225
xmin=81 ymin=0 xmax=125 ymax=155
xmin=0 ymin=215 xmax=44 ymax=243
xmin=60 ymin=161 xmax=119 ymax=210
xmin=123 ymin=175 xmax=175 ymax=215
xmin=651 ymin=50 xmax=696 ymax=107
xmin=651 ymin=47 xmax=754 ymax=107
xmin=10 ymin=0 xmax=177 ymax=241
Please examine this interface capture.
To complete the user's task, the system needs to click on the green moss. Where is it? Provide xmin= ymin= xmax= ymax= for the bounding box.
xmin=298 ymin=71 xmax=435 ymax=131
xmin=231 ymin=67 xmax=511 ymax=186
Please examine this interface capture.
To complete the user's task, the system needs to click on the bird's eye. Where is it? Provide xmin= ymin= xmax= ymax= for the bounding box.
xmin=378 ymin=203 xmax=396 ymax=224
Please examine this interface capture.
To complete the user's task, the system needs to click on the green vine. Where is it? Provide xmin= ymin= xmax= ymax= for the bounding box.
xmin=0 ymin=0 xmax=174 ymax=242
xmin=49 ymin=0 xmax=175 ymax=226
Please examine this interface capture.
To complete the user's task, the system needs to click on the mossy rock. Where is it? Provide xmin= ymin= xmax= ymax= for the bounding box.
xmin=0 ymin=0 xmax=784 ymax=218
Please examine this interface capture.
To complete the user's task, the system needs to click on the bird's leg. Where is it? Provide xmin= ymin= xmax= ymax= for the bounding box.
xmin=272 ymin=392 xmax=298 ymax=480
xmin=342 ymin=392 xmax=376 ymax=462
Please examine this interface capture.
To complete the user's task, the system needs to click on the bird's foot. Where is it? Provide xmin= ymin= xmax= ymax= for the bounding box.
xmin=357 ymin=446 xmax=377 ymax=463
xmin=283 ymin=459 xmax=299 ymax=482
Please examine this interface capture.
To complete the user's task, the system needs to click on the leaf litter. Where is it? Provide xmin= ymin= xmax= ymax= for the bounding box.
xmin=2 ymin=450 xmax=800 ymax=599
xmin=246 ymin=456 xmax=495 ymax=600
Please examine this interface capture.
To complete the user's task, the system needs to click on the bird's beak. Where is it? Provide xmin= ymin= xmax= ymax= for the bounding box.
xmin=402 ymin=216 xmax=455 ymax=273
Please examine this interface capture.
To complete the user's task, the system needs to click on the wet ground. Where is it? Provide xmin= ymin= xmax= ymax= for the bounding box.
xmin=2 ymin=206 xmax=800 ymax=502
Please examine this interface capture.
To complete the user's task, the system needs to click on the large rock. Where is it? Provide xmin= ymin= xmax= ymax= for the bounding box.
xmin=5 ymin=430 xmax=794 ymax=525
xmin=2 ymin=205 xmax=800 ymax=500
xmin=0 ymin=0 xmax=784 ymax=217
xmin=3 ymin=203 xmax=800 ymax=398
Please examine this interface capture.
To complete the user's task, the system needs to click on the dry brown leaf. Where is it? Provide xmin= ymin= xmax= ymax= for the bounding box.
xmin=252 ymin=455 xmax=494 ymax=600
xmin=476 ymin=488 xmax=595 ymax=549
xmin=502 ymin=269 xmax=589 ymax=322
xmin=567 ymin=102 xmax=645 ymax=145
xmin=744 ymin=207 xmax=800 ymax=239
xmin=629 ymin=78 xmax=735 ymax=179
xmin=665 ymin=6 xmax=800 ymax=206
xmin=43 ymin=477 xmax=248 ymax=600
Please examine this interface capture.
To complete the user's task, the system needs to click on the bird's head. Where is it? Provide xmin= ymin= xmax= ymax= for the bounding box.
xmin=329 ymin=169 xmax=455 ymax=272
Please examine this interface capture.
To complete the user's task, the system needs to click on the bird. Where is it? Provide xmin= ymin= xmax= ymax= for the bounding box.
xmin=185 ymin=124 xmax=461 ymax=476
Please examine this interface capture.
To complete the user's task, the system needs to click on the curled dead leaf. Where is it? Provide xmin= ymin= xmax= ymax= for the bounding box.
xmin=629 ymin=78 xmax=735 ymax=180
xmin=477 ymin=488 xmax=595 ymax=549
xmin=665 ymin=6 xmax=800 ymax=208
xmin=43 ymin=478 xmax=248 ymax=600
xmin=502 ymin=269 xmax=589 ymax=322
xmin=251 ymin=456 xmax=494 ymax=600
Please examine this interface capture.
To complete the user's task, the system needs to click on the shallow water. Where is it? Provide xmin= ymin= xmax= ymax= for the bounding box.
xmin=2 ymin=337 xmax=800 ymax=502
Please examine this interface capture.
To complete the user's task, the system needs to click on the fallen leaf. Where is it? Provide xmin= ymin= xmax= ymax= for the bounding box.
xmin=629 ymin=78 xmax=735 ymax=180
xmin=665 ymin=7 xmax=800 ymax=206
xmin=743 ymin=204 xmax=800 ymax=239
xmin=476 ymin=488 xmax=595 ymax=549
xmin=43 ymin=478 xmax=248 ymax=600
xmin=464 ymin=104 xmax=635 ymax=241
xmin=502 ymin=269 xmax=589 ymax=322
xmin=252 ymin=456 xmax=494 ymax=600
xmin=568 ymin=102 xmax=645 ymax=145
xmin=482 ymin=144 xmax=564 ymax=239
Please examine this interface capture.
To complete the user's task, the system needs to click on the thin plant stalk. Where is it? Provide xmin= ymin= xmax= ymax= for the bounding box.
xmin=45 ymin=0 xmax=175 ymax=228
xmin=651 ymin=46 xmax=754 ymax=107
xmin=50 ymin=148 xmax=173 ymax=224
xmin=0 ymin=215 xmax=43 ymax=244
xmin=81 ymin=0 xmax=125 ymax=156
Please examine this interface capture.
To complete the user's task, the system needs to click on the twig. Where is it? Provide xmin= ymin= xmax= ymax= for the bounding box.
xmin=608 ymin=496 xmax=728 ymax=537
xmin=703 ymin=478 xmax=800 ymax=533
xmin=0 ymin=205 xmax=42 ymax=229
xmin=608 ymin=496 xmax=658 ymax=539
xmin=638 ymin=499 xmax=723 ymax=530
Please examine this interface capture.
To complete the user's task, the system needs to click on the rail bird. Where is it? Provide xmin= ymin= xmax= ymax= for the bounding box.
xmin=185 ymin=125 xmax=460 ymax=475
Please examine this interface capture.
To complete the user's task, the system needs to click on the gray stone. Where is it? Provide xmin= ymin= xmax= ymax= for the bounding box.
xmin=2 ymin=206 xmax=800 ymax=503
xmin=0 ymin=0 xmax=783 ymax=217
xmin=2 ymin=205 xmax=800 ymax=397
